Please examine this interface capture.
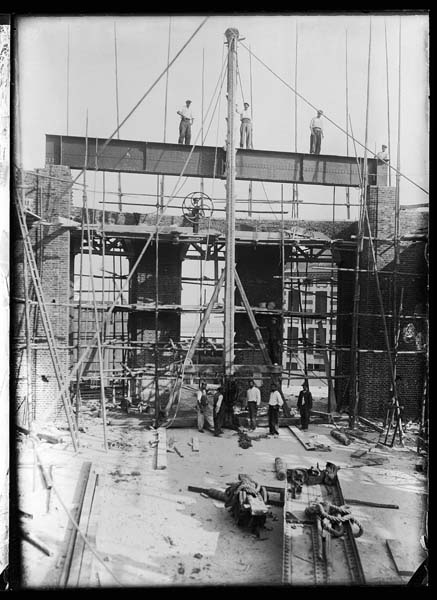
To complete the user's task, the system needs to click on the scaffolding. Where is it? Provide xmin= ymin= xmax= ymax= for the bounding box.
xmin=12 ymin=22 xmax=428 ymax=451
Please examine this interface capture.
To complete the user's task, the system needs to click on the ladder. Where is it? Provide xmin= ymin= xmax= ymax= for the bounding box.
xmin=14 ymin=183 xmax=79 ymax=451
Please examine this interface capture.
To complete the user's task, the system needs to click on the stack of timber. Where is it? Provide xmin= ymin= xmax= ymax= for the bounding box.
xmin=57 ymin=463 xmax=104 ymax=587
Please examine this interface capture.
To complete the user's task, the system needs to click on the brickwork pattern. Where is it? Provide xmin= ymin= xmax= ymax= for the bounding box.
xmin=13 ymin=166 xmax=72 ymax=424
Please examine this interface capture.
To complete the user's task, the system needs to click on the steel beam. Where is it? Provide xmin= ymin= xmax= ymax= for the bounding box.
xmin=46 ymin=134 xmax=384 ymax=187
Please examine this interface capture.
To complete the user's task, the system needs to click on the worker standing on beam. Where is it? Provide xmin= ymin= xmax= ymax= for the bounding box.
xmin=177 ymin=99 xmax=194 ymax=145
xmin=309 ymin=109 xmax=324 ymax=154
xmin=236 ymin=102 xmax=253 ymax=149
xmin=376 ymin=144 xmax=389 ymax=163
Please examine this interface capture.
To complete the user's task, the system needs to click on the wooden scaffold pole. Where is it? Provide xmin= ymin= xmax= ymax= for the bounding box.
xmin=223 ymin=27 xmax=239 ymax=379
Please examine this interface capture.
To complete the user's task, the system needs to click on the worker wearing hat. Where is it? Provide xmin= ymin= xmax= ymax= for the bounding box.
xmin=297 ymin=380 xmax=313 ymax=431
xmin=376 ymin=144 xmax=389 ymax=163
xmin=236 ymin=101 xmax=253 ymax=149
xmin=177 ymin=99 xmax=194 ymax=145
xmin=309 ymin=109 xmax=324 ymax=155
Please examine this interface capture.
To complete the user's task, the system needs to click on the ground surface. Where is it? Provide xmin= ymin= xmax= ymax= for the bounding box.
xmin=17 ymin=406 xmax=427 ymax=588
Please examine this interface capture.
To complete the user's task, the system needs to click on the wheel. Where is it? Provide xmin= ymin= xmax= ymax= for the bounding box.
xmin=182 ymin=192 xmax=213 ymax=223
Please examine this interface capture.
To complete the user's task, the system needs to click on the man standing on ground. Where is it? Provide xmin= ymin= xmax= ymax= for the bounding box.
xmin=196 ymin=380 xmax=214 ymax=433
xmin=246 ymin=380 xmax=261 ymax=431
xmin=236 ymin=102 xmax=253 ymax=149
xmin=177 ymin=99 xmax=194 ymax=145
xmin=297 ymin=380 xmax=313 ymax=431
xmin=213 ymin=386 xmax=225 ymax=437
xmin=309 ymin=109 xmax=324 ymax=155
xmin=268 ymin=382 xmax=284 ymax=436
xmin=224 ymin=376 xmax=239 ymax=430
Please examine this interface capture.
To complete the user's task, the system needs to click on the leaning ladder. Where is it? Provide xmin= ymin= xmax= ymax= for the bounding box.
xmin=14 ymin=185 xmax=79 ymax=451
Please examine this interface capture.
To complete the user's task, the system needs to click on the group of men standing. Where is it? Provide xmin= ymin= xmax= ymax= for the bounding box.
xmin=195 ymin=378 xmax=313 ymax=437
xmin=177 ymin=100 xmax=390 ymax=163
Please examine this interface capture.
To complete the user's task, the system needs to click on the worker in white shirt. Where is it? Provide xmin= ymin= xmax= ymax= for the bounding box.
xmin=196 ymin=380 xmax=214 ymax=433
xmin=268 ymin=382 xmax=284 ymax=436
xmin=213 ymin=386 xmax=225 ymax=436
xmin=309 ymin=109 xmax=324 ymax=155
xmin=236 ymin=102 xmax=253 ymax=149
xmin=246 ymin=379 xmax=261 ymax=430
xmin=376 ymin=144 xmax=389 ymax=163
xmin=177 ymin=99 xmax=194 ymax=145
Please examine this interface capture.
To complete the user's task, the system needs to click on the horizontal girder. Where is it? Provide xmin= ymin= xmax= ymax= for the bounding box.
xmin=46 ymin=135 xmax=387 ymax=188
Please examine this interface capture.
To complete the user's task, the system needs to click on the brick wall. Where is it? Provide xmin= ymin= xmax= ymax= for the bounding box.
xmin=13 ymin=166 xmax=72 ymax=425
xmin=357 ymin=187 xmax=427 ymax=420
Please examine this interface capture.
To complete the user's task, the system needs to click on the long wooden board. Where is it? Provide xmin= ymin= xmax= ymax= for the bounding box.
xmin=288 ymin=425 xmax=316 ymax=451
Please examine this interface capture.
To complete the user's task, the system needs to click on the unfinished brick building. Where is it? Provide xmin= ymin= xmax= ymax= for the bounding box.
xmin=13 ymin=156 xmax=428 ymax=429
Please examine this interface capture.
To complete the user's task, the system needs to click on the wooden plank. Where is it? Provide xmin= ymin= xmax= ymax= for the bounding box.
xmin=155 ymin=428 xmax=167 ymax=470
xmin=288 ymin=425 xmax=316 ymax=451
xmin=21 ymin=527 xmax=52 ymax=556
xmin=191 ymin=436 xmax=199 ymax=452
xmin=350 ymin=449 xmax=368 ymax=458
xmin=57 ymin=462 xmax=92 ymax=587
xmin=386 ymin=538 xmax=420 ymax=576
xmin=345 ymin=499 xmax=399 ymax=510
xmin=79 ymin=474 xmax=105 ymax=586
xmin=358 ymin=416 xmax=384 ymax=433
xmin=66 ymin=469 xmax=98 ymax=587
xmin=234 ymin=269 xmax=272 ymax=367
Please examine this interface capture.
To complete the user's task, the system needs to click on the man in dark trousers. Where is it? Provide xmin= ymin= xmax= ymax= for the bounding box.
xmin=297 ymin=380 xmax=313 ymax=431
xmin=246 ymin=379 xmax=261 ymax=430
xmin=268 ymin=382 xmax=284 ymax=436
xmin=177 ymin=99 xmax=194 ymax=145
xmin=213 ymin=386 xmax=225 ymax=437
xmin=309 ymin=109 xmax=324 ymax=154
xmin=223 ymin=376 xmax=239 ymax=430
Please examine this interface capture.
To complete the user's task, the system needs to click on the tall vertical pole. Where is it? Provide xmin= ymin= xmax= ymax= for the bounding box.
xmin=113 ymin=22 xmax=123 ymax=213
xmin=292 ymin=20 xmax=299 ymax=220
xmin=200 ymin=47 xmax=205 ymax=195
xmin=350 ymin=19 xmax=372 ymax=428
xmin=393 ymin=17 xmax=402 ymax=378
xmin=223 ymin=28 xmax=239 ymax=378
xmin=160 ymin=17 xmax=172 ymax=213
xmin=345 ymin=28 xmax=351 ymax=220
xmin=66 ymin=25 xmax=70 ymax=135
xmin=248 ymin=44 xmax=253 ymax=217
xmin=385 ymin=20 xmax=392 ymax=187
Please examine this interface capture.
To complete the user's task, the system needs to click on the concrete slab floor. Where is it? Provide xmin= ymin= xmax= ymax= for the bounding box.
xmin=16 ymin=411 xmax=427 ymax=588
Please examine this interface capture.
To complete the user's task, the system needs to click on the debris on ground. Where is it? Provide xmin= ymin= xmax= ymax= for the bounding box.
xmin=238 ymin=430 xmax=252 ymax=449
xmin=330 ymin=429 xmax=351 ymax=445
xmin=224 ymin=474 xmax=268 ymax=534
xmin=275 ymin=457 xmax=286 ymax=481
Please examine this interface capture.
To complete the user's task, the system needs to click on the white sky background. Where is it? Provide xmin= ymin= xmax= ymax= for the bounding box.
xmin=15 ymin=13 xmax=429 ymax=336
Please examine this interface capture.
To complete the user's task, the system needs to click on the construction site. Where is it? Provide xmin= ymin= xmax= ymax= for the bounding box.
xmin=8 ymin=13 xmax=429 ymax=589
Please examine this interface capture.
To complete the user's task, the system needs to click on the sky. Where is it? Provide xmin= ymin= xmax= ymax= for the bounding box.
xmin=15 ymin=12 xmax=429 ymax=216
xmin=14 ymin=12 xmax=429 ymax=336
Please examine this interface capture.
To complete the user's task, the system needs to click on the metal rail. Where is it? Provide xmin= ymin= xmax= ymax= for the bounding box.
xmin=282 ymin=468 xmax=365 ymax=585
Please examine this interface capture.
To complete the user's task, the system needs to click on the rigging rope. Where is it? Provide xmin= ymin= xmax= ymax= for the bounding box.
xmin=42 ymin=47 xmax=228 ymax=418
xmin=240 ymin=41 xmax=428 ymax=195
xmin=63 ymin=17 xmax=209 ymax=193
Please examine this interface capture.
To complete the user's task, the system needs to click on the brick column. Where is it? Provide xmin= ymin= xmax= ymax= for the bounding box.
xmin=357 ymin=186 xmax=427 ymax=419
xmin=13 ymin=166 xmax=72 ymax=425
